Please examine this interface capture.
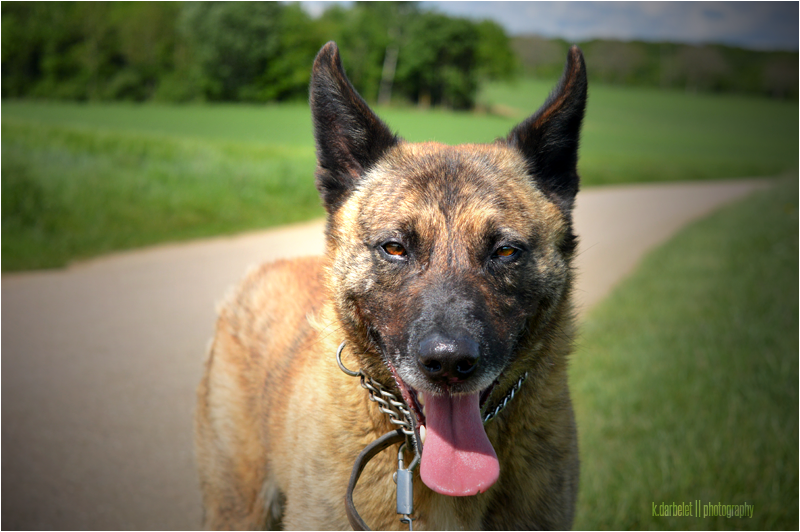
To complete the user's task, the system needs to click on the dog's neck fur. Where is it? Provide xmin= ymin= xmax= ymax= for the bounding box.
xmin=308 ymin=282 xmax=576 ymax=529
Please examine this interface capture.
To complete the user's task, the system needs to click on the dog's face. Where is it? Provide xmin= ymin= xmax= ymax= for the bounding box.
xmin=310 ymin=42 xmax=586 ymax=496
xmin=330 ymin=142 xmax=572 ymax=397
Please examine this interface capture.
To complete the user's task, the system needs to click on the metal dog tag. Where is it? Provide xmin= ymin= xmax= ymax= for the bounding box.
xmin=396 ymin=468 xmax=413 ymax=516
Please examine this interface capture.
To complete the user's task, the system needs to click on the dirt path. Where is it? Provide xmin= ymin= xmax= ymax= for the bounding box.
xmin=2 ymin=178 xmax=771 ymax=530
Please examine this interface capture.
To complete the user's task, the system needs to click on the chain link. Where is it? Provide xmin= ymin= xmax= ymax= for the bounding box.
xmin=359 ymin=374 xmax=416 ymax=437
xmin=337 ymin=341 xmax=528 ymax=429
xmin=482 ymin=371 xmax=529 ymax=424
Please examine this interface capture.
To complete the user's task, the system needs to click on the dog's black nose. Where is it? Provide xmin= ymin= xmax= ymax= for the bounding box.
xmin=418 ymin=333 xmax=480 ymax=384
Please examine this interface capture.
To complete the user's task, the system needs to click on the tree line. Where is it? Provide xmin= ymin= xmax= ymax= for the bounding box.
xmin=514 ymin=35 xmax=798 ymax=99
xmin=1 ymin=2 xmax=516 ymax=109
xmin=2 ymin=2 xmax=795 ymax=107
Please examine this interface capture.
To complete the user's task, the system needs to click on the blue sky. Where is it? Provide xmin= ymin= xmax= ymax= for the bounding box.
xmin=300 ymin=1 xmax=799 ymax=51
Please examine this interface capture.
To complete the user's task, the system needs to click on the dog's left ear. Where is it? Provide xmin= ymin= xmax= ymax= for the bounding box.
xmin=505 ymin=46 xmax=587 ymax=213
xmin=310 ymin=42 xmax=399 ymax=214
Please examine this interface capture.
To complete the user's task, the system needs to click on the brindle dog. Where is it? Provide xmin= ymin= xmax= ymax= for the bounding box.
xmin=195 ymin=41 xmax=587 ymax=530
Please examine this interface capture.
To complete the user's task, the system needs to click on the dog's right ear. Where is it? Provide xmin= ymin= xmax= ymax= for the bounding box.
xmin=310 ymin=42 xmax=399 ymax=214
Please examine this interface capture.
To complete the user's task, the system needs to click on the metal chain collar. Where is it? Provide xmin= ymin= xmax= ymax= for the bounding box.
xmin=482 ymin=370 xmax=529 ymax=424
xmin=336 ymin=342 xmax=417 ymax=437
xmin=336 ymin=341 xmax=528 ymax=427
xmin=336 ymin=341 xmax=529 ymax=531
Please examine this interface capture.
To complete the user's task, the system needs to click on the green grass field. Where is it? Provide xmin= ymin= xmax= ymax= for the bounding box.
xmin=2 ymin=116 xmax=321 ymax=270
xmin=570 ymin=177 xmax=798 ymax=530
xmin=2 ymin=81 xmax=797 ymax=270
xmin=480 ymin=78 xmax=799 ymax=184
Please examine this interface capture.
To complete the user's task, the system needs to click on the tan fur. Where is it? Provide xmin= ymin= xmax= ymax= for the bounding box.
xmin=195 ymin=146 xmax=579 ymax=531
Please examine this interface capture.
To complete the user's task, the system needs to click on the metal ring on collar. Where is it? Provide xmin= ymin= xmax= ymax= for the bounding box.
xmin=336 ymin=341 xmax=361 ymax=377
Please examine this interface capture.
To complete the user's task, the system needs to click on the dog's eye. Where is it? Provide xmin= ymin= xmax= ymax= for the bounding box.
xmin=495 ymin=246 xmax=516 ymax=258
xmin=492 ymin=245 xmax=520 ymax=262
xmin=382 ymin=242 xmax=407 ymax=257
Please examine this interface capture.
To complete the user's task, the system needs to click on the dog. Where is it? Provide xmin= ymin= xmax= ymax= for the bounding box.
xmin=195 ymin=41 xmax=587 ymax=530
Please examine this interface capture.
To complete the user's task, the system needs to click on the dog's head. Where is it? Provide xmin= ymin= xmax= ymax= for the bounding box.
xmin=311 ymin=41 xmax=586 ymax=496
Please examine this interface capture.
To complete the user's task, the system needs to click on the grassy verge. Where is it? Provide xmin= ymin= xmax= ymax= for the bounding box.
xmin=2 ymin=83 xmax=797 ymax=271
xmin=570 ymin=178 xmax=798 ymax=530
xmin=1 ymin=118 xmax=320 ymax=270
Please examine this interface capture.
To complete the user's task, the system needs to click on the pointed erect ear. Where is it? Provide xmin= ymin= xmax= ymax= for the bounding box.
xmin=506 ymin=46 xmax=587 ymax=213
xmin=310 ymin=42 xmax=399 ymax=213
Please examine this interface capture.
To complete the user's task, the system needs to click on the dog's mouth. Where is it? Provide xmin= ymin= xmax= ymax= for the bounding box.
xmin=386 ymin=363 xmax=500 ymax=497
xmin=390 ymin=371 xmax=498 ymax=428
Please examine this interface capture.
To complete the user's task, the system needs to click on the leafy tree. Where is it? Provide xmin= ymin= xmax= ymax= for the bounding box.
xmin=475 ymin=20 xmax=518 ymax=81
xmin=317 ymin=2 xmax=418 ymax=103
xmin=396 ymin=13 xmax=481 ymax=109
xmin=2 ymin=2 xmax=53 ymax=98
xmin=176 ymin=2 xmax=322 ymax=102
xmin=1 ymin=1 xmax=518 ymax=107
xmin=2 ymin=2 xmax=181 ymax=101
xmin=104 ymin=2 xmax=181 ymax=100
xmin=2 ymin=2 xmax=91 ymax=100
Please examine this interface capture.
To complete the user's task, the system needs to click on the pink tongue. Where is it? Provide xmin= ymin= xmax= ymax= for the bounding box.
xmin=420 ymin=392 xmax=499 ymax=496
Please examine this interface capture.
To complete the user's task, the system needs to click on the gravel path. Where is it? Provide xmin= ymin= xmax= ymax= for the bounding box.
xmin=2 ymin=178 xmax=771 ymax=530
